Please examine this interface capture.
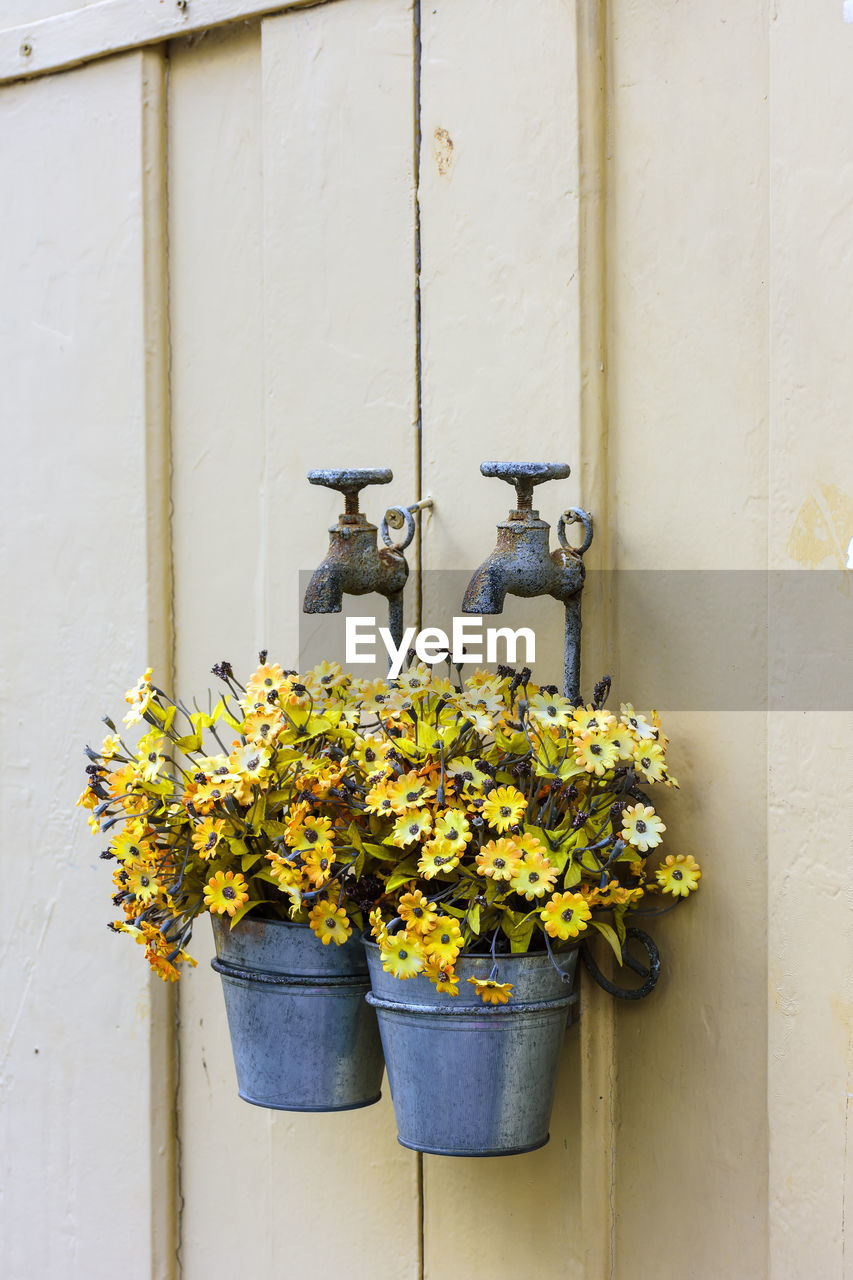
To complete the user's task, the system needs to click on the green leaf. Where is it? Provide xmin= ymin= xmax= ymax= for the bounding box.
xmin=467 ymin=903 xmax=481 ymax=934
xmin=591 ymin=920 xmax=624 ymax=965
xmin=347 ymin=822 xmax=365 ymax=853
xmin=228 ymin=838 xmax=249 ymax=859
xmin=241 ymin=853 xmax=261 ymax=874
xmin=386 ymin=859 xmax=420 ymax=892
xmin=261 ymin=819 xmax=288 ymax=840
xmin=361 ymin=841 xmax=399 ymax=863
xmin=228 ymin=899 xmax=262 ymax=929
xmin=561 ymin=859 xmax=582 ymax=888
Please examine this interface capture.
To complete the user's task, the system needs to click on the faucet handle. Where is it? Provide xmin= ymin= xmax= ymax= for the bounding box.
xmin=308 ymin=468 xmax=393 ymax=515
xmin=480 ymin=461 xmax=571 ymax=511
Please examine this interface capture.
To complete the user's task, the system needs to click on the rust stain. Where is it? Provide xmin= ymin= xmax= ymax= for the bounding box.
xmin=433 ymin=126 xmax=454 ymax=177
xmin=787 ymin=484 xmax=853 ymax=569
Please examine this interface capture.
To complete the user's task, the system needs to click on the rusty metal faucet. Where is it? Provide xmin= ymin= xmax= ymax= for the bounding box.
xmin=462 ymin=462 xmax=593 ymax=702
xmin=303 ymin=468 xmax=412 ymax=649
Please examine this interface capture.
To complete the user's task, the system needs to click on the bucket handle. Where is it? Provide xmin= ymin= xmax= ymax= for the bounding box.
xmin=580 ymin=927 xmax=660 ymax=1000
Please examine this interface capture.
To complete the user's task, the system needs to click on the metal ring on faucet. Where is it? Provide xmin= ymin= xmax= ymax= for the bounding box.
xmin=381 ymin=506 xmax=417 ymax=551
xmin=557 ymin=507 xmax=594 ymax=556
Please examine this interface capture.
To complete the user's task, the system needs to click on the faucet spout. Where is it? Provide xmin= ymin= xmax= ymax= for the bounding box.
xmin=303 ymin=561 xmax=344 ymax=614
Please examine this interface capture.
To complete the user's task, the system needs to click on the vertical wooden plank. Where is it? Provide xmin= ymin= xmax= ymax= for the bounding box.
xmin=260 ymin=3 xmax=420 ymax=1272
xmin=768 ymin=5 xmax=853 ymax=1274
xmin=607 ymin=2 xmax=769 ymax=1277
xmin=167 ymin=23 xmax=271 ymax=1279
xmin=418 ymin=4 xmax=584 ymax=1275
xmin=0 ymin=48 xmax=175 ymax=1278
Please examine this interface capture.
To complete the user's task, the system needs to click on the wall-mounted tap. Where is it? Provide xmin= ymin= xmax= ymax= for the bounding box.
xmin=303 ymin=468 xmax=412 ymax=650
xmin=462 ymin=461 xmax=593 ymax=701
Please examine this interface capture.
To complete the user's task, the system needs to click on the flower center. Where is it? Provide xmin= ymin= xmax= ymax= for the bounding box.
xmin=494 ymin=857 xmax=505 ymax=869
xmin=561 ymin=907 xmax=574 ymax=921
xmin=319 ymin=858 xmax=328 ymax=871
xmin=148 ymin=752 xmax=157 ymax=763
xmin=547 ymin=705 xmax=556 ymax=717
xmin=247 ymin=756 xmax=259 ymax=771
xmin=500 ymin=806 xmax=511 ymax=818
xmin=641 ymin=757 xmax=651 ymax=769
xmin=365 ymin=749 xmax=376 ymax=762
xmin=223 ymin=886 xmax=236 ymax=900
xmin=672 ymin=869 xmax=683 ymax=880
xmin=590 ymin=744 xmax=602 ymax=755
xmin=635 ymin=819 xmax=647 ymax=833
xmin=399 ymin=948 xmax=408 ymax=960
xmin=434 ymin=855 xmax=447 ymax=866
xmin=325 ymin=917 xmax=336 ymax=929
xmin=305 ymin=829 xmax=318 ymax=844
xmin=204 ymin=834 xmax=217 ymax=851
xmin=409 ymin=824 xmax=419 ymax=835
xmin=440 ymin=934 xmax=450 ymax=945
xmin=446 ymin=828 xmax=459 ymax=841
xmin=528 ymin=872 xmax=539 ymax=883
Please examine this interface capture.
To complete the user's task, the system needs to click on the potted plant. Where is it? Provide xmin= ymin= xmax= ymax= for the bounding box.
xmin=77 ymin=655 xmax=388 ymax=1112
xmin=327 ymin=662 xmax=701 ymax=1156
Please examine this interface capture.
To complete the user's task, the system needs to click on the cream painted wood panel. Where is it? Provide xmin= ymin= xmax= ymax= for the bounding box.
xmin=768 ymin=5 xmax=853 ymax=1274
xmin=169 ymin=5 xmax=420 ymax=1275
xmin=168 ymin=24 xmax=272 ymax=1277
xmin=0 ymin=48 xmax=175 ymax=1279
xmin=260 ymin=6 xmax=419 ymax=1268
xmin=607 ymin=3 xmax=770 ymax=1276
xmin=419 ymin=4 xmax=584 ymax=1275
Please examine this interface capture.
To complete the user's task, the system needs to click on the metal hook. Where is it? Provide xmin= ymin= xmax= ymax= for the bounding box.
xmin=557 ymin=508 xmax=594 ymax=556
xmin=381 ymin=497 xmax=433 ymax=552
xmin=580 ymin=927 xmax=661 ymax=1000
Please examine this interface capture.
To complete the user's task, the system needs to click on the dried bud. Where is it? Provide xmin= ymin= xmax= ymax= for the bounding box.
xmin=592 ymin=674 xmax=612 ymax=710
xmin=258 ymin=649 xmax=268 ymax=665
xmin=211 ymin=660 xmax=234 ymax=682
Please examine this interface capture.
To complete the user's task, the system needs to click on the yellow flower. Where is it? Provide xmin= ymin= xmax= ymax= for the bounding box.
xmin=364 ymin=781 xmax=396 ymax=816
xmin=242 ymin=707 xmax=284 ymax=744
xmin=509 ymin=850 xmax=557 ymax=900
xmin=101 ymin=733 xmax=121 ymax=760
xmin=360 ymin=680 xmax=394 ymax=715
xmin=475 ymin=838 xmax=522 ymax=881
xmin=423 ymin=916 xmax=463 ymax=966
xmin=423 ymin=958 xmax=459 ymax=995
xmin=433 ymin=808 xmax=471 ymax=854
xmin=387 ymin=770 xmax=435 ymax=815
xmin=302 ymin=846 xmax=335 ymax=888
xmin=632 ymin=740 xmax=668 ymax=784
xmin=398 ymin=889 xmax=438 ymax=935
xmin=302 ymin=660 xmax=346 ymax=696
xmin=656 ymin=853 xmax=701 ymax=897
xmin=391 ymin=809 xmax=433 ymax=847
xmin=291 ymin=814 xmax=333 ymax=858
xmin=573 ymin=730 xmax=621 ymax=776
xmin=245 ymin=662 xmax=291 ymax=705
xmin=353 ymin=735 xmax=393 ymax=777
xmin=308 ymin=900 xmax=352 ymax=945
xmin=266 ymin=855 xmax=303 ymax=905
xmin=137 ymin=730 xmax=167 ymax=783
xmin=620 ymin=702 xmax=658 ymax=741
xmin=467 ymin=977 xmax=513 ymax=1005
xmin=621 ymin=803 xmax=666 ymax=852
xmin=482 ymin=785 xmax=527 ymax=832
xmin=540 ymin=891 xmax=591 ymax=940
xmin=368 ymin=907 xmax=388 ymax=945
xmin=204 ymin=870 xmax=249 ymax=917
xmin=395 ymin=664 xmax=433 ymax=695
xmin=191 ymin=817 xmax=226 ymax=860
xmin=418 ymin=839 xmax=461 ymax=880
xmin=571 ymin=705 xmax=616 ymax=737
xmin=124 ymin=863 xmax=161 ymax=906
xmin=446 ymin=756 xmax=492 ymax=794
xmin=527 ymin=692 xmax=574 ymax=729
xmin=123 ymin=668 xmax=154 ymax=726
xmin=228 ymin=741 xmax=271 ymax=781
xmin=380 ymin=931 xmax=425 ymax=979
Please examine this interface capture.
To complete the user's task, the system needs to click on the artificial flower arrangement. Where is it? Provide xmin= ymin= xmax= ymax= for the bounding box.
xmin=78 ymin=655 xmax=700 ymax=997
xmin=77 ymin=656 xmax=391 ymax=981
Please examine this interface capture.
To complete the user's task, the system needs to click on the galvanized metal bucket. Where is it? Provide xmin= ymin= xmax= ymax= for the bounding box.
xmin=211 ymin=914 xmax=384 ymax=1112
xmin=364 ymin=941 xmax=579 ymax=1156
